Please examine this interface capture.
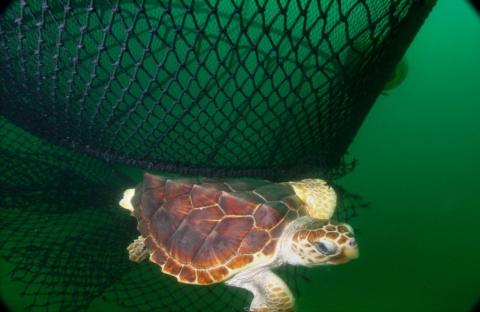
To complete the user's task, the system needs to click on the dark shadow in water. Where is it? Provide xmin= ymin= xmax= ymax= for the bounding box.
xmin=471 ymin=299 xmax=480 ymax=312
xmin=469 ymin=0 xmax=480 ymax=14
xmin=0 ymin=299 xmax=12 ymax=312
xmin=0 ymin=0 xmax=13 ymax=14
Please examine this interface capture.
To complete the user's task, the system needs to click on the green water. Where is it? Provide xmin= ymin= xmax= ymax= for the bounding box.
xmin=1 ymin=1 xmax=480 ymax=311
xmin=298 ymin=1 xmax=480 ymax=310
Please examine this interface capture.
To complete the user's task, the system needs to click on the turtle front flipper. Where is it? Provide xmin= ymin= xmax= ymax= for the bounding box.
xmin=286 ymin=179 xmax=337 ymax=220
xmin=127 ymin=236 xmax=148 ymax=262
xmin=227 ymin=270 xmax=294 ymax=312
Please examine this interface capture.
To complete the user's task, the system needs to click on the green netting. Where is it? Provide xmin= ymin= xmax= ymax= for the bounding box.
xmin=0 ymin=115 xmax=131 ymax=311
xmin=0 ymin=0 xmax=433 ymax=178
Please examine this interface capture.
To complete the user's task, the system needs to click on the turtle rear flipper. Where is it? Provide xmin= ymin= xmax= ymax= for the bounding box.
xmin=119 ymin=188 xmax=136 ymax=212
xmin=128 ymin=236 xmax=148 ymax=262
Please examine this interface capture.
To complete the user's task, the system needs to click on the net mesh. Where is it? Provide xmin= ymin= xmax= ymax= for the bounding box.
xmin=0 ymin=116 xmax=132 ymax=311
xmin=0 ymin=0 xmax=434 ymax=311
xmin=0 ymin=0 xmax=433 ymax=179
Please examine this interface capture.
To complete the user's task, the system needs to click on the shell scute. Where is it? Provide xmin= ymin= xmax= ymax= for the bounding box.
xmin=137 ymin=219 xmax=148 ymax=237
xmin=144 ymin=236 xmax=156 ymax=250
xmin=254 ymin=204 xmax=283 ymax=230
xmin=213 ymin=217 xmax=253 ymax=262
xmin=165 ymin=179 xmax=194 ymax=201
xmin=198 ymin=180 xmax=230 ymax=191
xmin=151 ymin=248 xmax=167 ymax=266
xmin=281 ymin=195 xmax=305 ymax=210
xmin=270 ymin=221 xmax=288 ymax=238
xmin=186 ymin=206 xmax=223 ymax=237
xmin=219 ymin=192 xmax=257 ymax=215
xmin=162 ymin=194 xmax=192 ymax=223
xmin=227 ymin=255 xmax=254 ymax=269
xmin=150 ymin=194 xmax=191 ymax=244
xmin=191 ymin=235 xmax=222 ymax=269
xmin=209 ymin=266 xmax=229 ymax=282
xmin=150 ymin=209 xmax=176 ymax=244
xmin=253 ymin=183 xmax=295 ymax=201
xmin=167 ymin=205 xmax=223 ymax=264
xmin=143 ymin=173 xmax=166 ymax=191
xmin=179 ymin=265 xmax=197 ymax=283
xmin=266 ymin=201 xmax=289 ymax=216
xmin=196 ymin=270 xmax=213 ymax=284
xmin=164 ymin=258 xmax=182 ymax=275
xmin=262 ymin=239 xmax=278 ymax=256
xmin=168 ymin=220 xmax=206 ymax=264
xmin=191 ymin=185 xmax=221 ymax=208
xmin=231 ymin=191 xmax=265 ymax=204
xmin=285 ymin=209 xmax=300 ymax=222
xmin=139 ymin=186 xmax=164 ymax=219
xmin=238 ymin=228 xmax=270 ymax=254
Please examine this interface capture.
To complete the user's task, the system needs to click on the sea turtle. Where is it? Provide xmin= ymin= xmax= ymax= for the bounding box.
xmin=119 ymin=173 xmax=358 ymax=312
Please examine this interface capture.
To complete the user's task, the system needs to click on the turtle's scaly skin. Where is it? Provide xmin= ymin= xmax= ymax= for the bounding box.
xmin=130 ymin=173 xmax=306 ymax=285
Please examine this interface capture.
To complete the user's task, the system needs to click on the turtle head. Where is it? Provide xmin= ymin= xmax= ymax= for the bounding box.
xmin=288 ymin=219 xmax=358 ymax=266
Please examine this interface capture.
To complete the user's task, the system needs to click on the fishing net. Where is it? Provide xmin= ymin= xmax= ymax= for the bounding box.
xmin=0 ymin=0 xmax=434 ymax=311
xmin=0 ymin=0 xmax=434 ymax=179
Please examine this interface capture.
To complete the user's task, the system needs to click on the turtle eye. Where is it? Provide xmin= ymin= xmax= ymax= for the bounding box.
xmin=315 ymin=241 xmax=337 ymax=255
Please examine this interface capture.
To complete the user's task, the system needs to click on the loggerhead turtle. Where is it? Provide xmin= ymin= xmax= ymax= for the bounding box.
xmin=119 ymin=173 xmax=358 ymax=312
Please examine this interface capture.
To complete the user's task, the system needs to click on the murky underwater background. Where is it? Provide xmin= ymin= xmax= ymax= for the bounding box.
xmin=1 ymin=1 xmax=479 ymax=311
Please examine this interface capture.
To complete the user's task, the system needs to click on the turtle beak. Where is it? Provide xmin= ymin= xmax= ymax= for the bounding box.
xmin=344 ymin=238 xmax=359 ymax=259
xmin=329 ymin=239 xmax=359 ymax=264
xmin=330 ymin=248 xmax=358 ymax=264
xmin=343 ymin=245 xmax=359 ymax=260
